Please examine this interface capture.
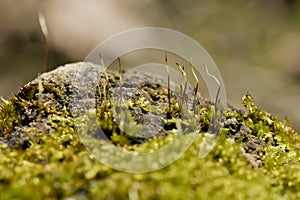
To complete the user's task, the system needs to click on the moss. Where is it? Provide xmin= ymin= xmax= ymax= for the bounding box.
xmin=0 ymin=99 xmax=21 ymax=137
xmin=0 ymin=67 xmax=299 ymax=199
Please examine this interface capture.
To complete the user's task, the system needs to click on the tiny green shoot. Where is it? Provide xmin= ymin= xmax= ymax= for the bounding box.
xmin=98 ymin=54 xmax=109 ymax=104
xmin=95 ymin=70 xmax=103 ymax=106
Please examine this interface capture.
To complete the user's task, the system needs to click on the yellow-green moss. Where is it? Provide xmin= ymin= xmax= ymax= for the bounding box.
xmin=0 ymin=99 xmax=21 ymax=136
xmin=0 ymin=82 xmax=299 ymax=199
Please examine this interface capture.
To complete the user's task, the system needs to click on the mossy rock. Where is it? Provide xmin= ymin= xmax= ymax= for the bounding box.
xmin=0 ymin=62 xmax=299 ymax=199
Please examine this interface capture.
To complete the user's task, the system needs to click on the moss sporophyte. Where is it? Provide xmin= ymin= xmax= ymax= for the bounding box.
xmin=0 ymin=62 xmax=299 ymax=199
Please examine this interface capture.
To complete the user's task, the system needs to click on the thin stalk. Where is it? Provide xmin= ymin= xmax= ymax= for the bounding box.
xmin=118 ymin=57 xmax=123 ymax=103
xmin=191 ymin=61 xmax=199 ymax=114
xmin=104 ymin=70 xmax=109 ymax=103
xmin=176 ymin=63 xmax=188 ymax=117
xmin=117 ymin=57 xmax=126 ymax=141
xmin=38 ymin=12 xmax=50 ymax=72
xmin=37 ymin=73 xmax=44 ymax=120
xmin=96 ymin=70 xmax=103 ymax=107
xmin=98 ymin=54 xmax=109 ymax=103
xmin=165 ymin=55 xmax=171 ymax=109
xmin=204 ymin=64 xmax=221 ymax=112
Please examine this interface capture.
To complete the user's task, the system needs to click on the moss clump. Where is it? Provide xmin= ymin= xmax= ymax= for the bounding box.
xmin=0 ymin=63 xmax=299 ymax=199
xmin=0 ymin=96 xmax=299 ymax=199
xmin=0 ymin=98 xmax=21 ymax=137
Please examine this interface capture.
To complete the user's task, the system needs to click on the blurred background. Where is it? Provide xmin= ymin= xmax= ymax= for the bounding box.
xmin=0 ymin=0 xmax=299 ymax=131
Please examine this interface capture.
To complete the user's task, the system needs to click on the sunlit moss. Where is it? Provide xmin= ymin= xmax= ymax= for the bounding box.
xmin=0 ymin=99 xmax=21 ymax=136
xmin=0 ymin=79 xmax=299 ymax=199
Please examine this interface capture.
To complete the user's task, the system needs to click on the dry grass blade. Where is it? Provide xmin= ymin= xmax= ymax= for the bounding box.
xmin=38 ymin=12 xmax=50 ymax=72
xmin=0 ymin=97 xmax=9 ymax=105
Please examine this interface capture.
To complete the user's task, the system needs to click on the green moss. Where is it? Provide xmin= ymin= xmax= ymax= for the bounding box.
xmin=0 ymin=99 xmax=21 ymax=136
xmin=0 ymin=80 xmax=299 ymax=199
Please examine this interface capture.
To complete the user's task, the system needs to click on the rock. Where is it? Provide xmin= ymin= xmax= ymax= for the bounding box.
xmin=0 ymin=62 xmax=297 ymax=169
